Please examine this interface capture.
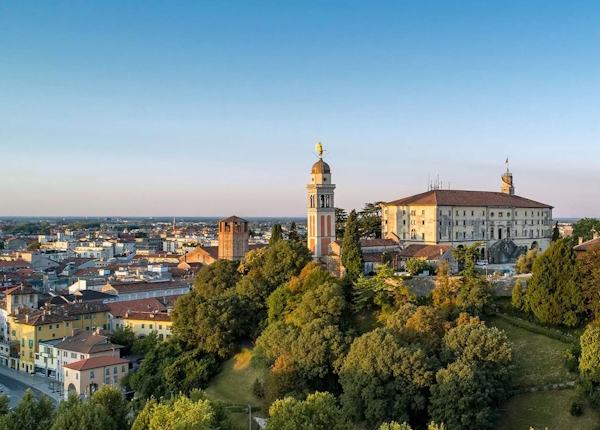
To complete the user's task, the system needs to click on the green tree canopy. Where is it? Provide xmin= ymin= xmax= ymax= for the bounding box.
xmin=335 ymin=207 xmax=348 ymax=240
xmin=578 ymin=243 xmax=600 ymax=319
xmin=515 ymin=249 xmax=541 ymax=274
xmin=288 ymin=221 xmax=300 ymax=242
xmin=110 ymin=325 xmax=136 ymax=355
xmin=51 ymin=394 xmax=116 ymax=430
xmin=90 ymin=385 xmax=130 ymax=430
xmin=290 ymin=282 xmax=346 ymax=326
xmin=579 ymin=323 xmax=600 ymax=382
xmin=568 ymin=218 xmax=600 ymax=247
xmin=339 ymin=329 xmax=434 ymax=427
xmin=341 ymin=209 xmax=364 ymax=282
xmin=1 ymin=389 xmax=54 ymax=430
xmin=358 ymin=202 xmax=383 ymax=239
xmin=193 ymin=259 xmax=241 ymax=298
xmin=405 ymin=258 xmax=429 ymax=275
xmin=266 ymin=392 xmax=353 ymax=430
xmin=511 ymin=280 xmax=524 ymax=310
xmin=525 ymin=239 xmax=584 ymax=326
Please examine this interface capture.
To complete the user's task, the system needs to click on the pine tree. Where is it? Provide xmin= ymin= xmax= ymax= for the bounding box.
xmin=552 ymin=224 xmax=561 ymax=242
xmin=342 ymin=210 xmax=363 ymax=282
xmin=288 ymin=221 xmax=300 ymax=242
xmin=269 ymin=224 xmax=283 ymax=245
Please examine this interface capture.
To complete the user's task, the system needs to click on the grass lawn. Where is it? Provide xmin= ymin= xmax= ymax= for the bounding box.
xmin=496 ymin=390 xmax=599 ymax=430
xmin=204 ymin=348 xmax=269 ymax=429
xmin=488 ymin=316 xmax=576 ymax=388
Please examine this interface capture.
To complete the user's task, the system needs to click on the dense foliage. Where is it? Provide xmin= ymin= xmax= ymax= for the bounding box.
xmin=515 ymin=249 xmax=541 ymax=274
xmin=266 ymin=392 xmax=352 ymax=430
xmin=341 ymin=209 xmax=363 ymax=282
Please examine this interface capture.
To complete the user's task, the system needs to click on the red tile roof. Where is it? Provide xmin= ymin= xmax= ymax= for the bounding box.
xmin=123 ymin=311 xmax=171 ymax=322
xmin=384 ymin=190 xmax=552 ymax=209
xmin=0 ymin=260 xmax=29 ymax=268
xmin=360 ymin=239 xmax=399 ymax=248
xmin=399 ymin=244 xmax=452 ymax=261
xmin=220 ymin=216 xmax=248 ymax=223
xmin=63 ymin=356 xmax=129 ymax=371
xmin=363 ymin=252 xmax=400 ymax=263
xmin=574 ymin=237 xmax=600 ymax=252
xmin=106 ymin=298 xmax=168 ymax=317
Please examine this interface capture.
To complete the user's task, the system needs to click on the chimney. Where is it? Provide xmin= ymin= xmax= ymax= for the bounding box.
xmin=72 ymin=327 xmax=80 ymax=337
xmin=579 ymin=237 xmax=584 ymax=246
xmin=25 ymin=314 xmax=29 ymax=323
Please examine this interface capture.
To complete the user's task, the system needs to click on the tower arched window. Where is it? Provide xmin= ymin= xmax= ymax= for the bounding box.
xmin=325 ymin=195 xmax=330 ymax=208
xmin=310 ymin=195 xmax=315 ymax=208
xmin=320 ymin=195 xmax=325 ymax=208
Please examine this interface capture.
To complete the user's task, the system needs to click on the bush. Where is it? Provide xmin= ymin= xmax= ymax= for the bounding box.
xmin=570 ymin=398 xmax=583 ymax=416
xmin=251 ymin=378 xmax=265 ymax=399
xmin=564 ymin=347 xmax=579 ymax=373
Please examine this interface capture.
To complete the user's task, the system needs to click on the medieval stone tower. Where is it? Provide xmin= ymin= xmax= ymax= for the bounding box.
xmin=218 ymin=216 xmax=249 ymax=260
xmin=307 ymin=145 xmax=336 ymax=258
xmin=501 ymin=169 xmax=515 ymax=195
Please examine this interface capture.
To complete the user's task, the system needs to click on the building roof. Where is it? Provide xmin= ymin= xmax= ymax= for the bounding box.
xmin=11 ymin=302 xmax=111 ymax=326
xmin=220 ymin=215 xmax=248 ymax=223
xmin=54 ymin=330 xmax=122 ymax=354
xmin=574 ymin=237 xmax=600 ymax=252
xmin=63 ymin=356 xmax=129 ymax=371
xmin=107 ymin=298 xmax=168 ymax=317
xmin=103 ymin=281 xmax=187 ymax=294
xmin=399 ymin=244 xmax=452 ymax=261
xmin=383 ymin=189 xmax=552 ymax=209
xmin=4 ymin=284 xmax=37 ymax=296
xmin=48 ymin=290 xmax=114 ymax=305
xmin=363 ymin=251 xmax=400 ymax=263
xmin=123 ymin=311 xmax=172 ymax=322
xmin=360 ymin=239 xmax=399 ymax=248
xmin=311 ymin=159 xmax=330 ymax=174
xmin=0 ymin=260 xmax=30 ymax=269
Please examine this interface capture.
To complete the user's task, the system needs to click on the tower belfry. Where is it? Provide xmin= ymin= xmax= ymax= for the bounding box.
xmin=501 ymin=158 xmax=515 ymax=195
xmin=307 ymin=143 xmax=336 ymax=258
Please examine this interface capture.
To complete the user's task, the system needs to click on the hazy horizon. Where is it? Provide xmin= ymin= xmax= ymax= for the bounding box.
xmin=1 ymin=1 xmax=599 ymax=218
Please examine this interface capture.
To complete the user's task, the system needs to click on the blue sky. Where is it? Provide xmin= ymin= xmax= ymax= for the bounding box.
xmin=1 ymin=1 xmax=599 ymax=217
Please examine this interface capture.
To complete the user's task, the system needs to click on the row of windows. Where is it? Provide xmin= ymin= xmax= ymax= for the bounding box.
xmin=442 ymin=210 xmax=546 ymax=218
xmin=65 ymin=366 xmax=125 ymax=379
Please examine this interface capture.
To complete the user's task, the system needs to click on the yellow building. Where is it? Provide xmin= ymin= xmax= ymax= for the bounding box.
xmin=9 ymin=302 xmax=110 ymax=374
xmin=122 ymin=312 xmax=172 ymax=340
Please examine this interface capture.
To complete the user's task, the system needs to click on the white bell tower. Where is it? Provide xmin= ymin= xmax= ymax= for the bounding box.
xmin=307 ymin=143 xmax=336 ymax=258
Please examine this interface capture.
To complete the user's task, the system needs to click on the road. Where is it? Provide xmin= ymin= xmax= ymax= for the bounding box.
xmin=0 ymin=373 xmax=55 ymax=409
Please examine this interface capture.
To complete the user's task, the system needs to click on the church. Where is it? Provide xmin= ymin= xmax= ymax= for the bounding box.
xmin=306 ymin=147 xmax=554 ymax=268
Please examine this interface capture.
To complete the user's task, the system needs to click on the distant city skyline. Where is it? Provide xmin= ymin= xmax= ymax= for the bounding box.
xmin=1 ymin=1 xmax=599 ymax=218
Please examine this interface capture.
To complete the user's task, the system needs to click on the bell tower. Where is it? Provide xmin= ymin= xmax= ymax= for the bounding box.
xmin=307 ymin=143 xmax=336 ymax=258
xmin=501 ymin=160 xmax=515 ymax=196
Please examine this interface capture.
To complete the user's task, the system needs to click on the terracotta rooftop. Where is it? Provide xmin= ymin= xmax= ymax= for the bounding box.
xmin=574 ymin=237 xmax=600 ymax=252
xmin=54 ymin=330 xmax=122 ymax=354
xmin=5 ymin=284 xmax=37 ymax=296
xmin=383 ymin=189 xmax=552 ymax=209
xmin=123 ymin=311 xmax=171 ymax=322
xmin=363 ymin=251 xmax=400 ymax=263
xmin=107 ymin=298 xmax=167 ymax=317
xmin=399 ymin=244 xmax=452 ymax=261
xmin=0 ymin=260 xmax=30 ymax=269
xmin=220 ymin=215 xmax=248 ymax=223
xmin=360 ymin=239 xmax=399 ymax=248
xmin=11 ymin=302 xmax=110 ymax=326
xmin=63 ymin=356 xmax=129 ymax=371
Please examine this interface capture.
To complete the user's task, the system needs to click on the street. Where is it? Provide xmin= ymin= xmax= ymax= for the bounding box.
xmin=0 ymin=373 xmax=55 ymax=409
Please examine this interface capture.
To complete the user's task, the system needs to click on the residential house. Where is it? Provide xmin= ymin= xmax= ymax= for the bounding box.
xmin=62 ymin=356 xmax=129 ymax=399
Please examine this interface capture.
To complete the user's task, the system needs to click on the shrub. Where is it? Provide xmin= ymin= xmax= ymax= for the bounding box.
xmin=252 ymin=378 xmax=265 ymax=399
xmin=570 ymin=397 xmax=583 ymax=416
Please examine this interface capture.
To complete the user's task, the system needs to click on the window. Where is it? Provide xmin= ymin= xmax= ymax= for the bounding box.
xmin=410 ymin=210 xmax=416 ymax=216
xmin=403 ymin=220 xmax=406 ymax=225
xmin=71 ymin=353 xmax=77 ymax=358
xmin=66 ymin=371 xmax=68 ymax=377
xmin=448 ymin=210 xmax=451 ymax=216
xmin=463 ymin=221 xmax=466 ymax=226
xmin=93 ymin=314 xmax=97 ymax=319
xmin=122 ymin=365 xmax=126 ymax=372
xmin=80 ymin=354 xmax=84 ymax=359
xmin=90 ymin=371 xmax=94 ymax=379
xmin=491 ymin=212 xmax=495 ymax=217
xmin=463 ymin=211 xmax=466 ymax=216
xmin=141 ymin=324 xmax=145 ymax=329
xmin=455 ymin=232 xmax=459 ymax=239
xmin=28 ymin=340 xmax=33 ymax=348
xmin=499 ymin=212 xmax=503 ymax=217
xmin=159 ymin=325 xmax=163 ymax=330
xmin=86 ymin=327 xmax=89 ymax=331
xmin=149 ymin=325 xmax=153 ymax=330
xmin=56 ymin=324 xmax=60 ymax=329
xmin=113 ymin=376 xmax=118 ymax=383
xmin=38 ymin=327 xmax=41 ymax=332
xmin=66 ymin=322 xmax=69 ymax=328
xmin=21 ymin=339 xmax=24 ymax=347
xmin=106 ymin=368 xmax=110 ymax=376
xmin=456 ymin=211 xmax=459 ymax=216
xmin=114 ymin=367 xmax=117 ymax=374
xmin=75 ymin=373 xmax=78 ymax=380
xmin=421 ymin=210 xmax=425 ymax=215
xmin=106 ymin=377 xmax=110 ymax=384
xmin=11 ymin=330 xmax=15 ymax=337
xmin=49 ymin=325 xmax=52 ymax=330
xmin=63 ymin=351 xmax=67 ymax=357
xmin=455 ymin=221 xmax=459 ymax=226
xmin=103 ymin=312 xmax=107 ymax=317
xmin=421 ymin=220 xmax=425 ymax=225
xmin=439 ymin=210 xmax=442 ymax=216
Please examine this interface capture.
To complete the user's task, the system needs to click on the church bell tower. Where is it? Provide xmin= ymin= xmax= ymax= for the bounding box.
xmin=307 ymin=143 xmax=336 ymax=258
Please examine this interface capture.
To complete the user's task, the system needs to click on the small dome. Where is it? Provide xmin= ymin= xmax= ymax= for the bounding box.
xmin=311 ymin=159 xmax=330 ymax=174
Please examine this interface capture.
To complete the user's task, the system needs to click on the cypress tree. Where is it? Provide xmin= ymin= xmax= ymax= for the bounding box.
xmin=511 ymin=280 xmax=524 ymax=310
xmin=525 ymin=239 xmax=584 ymax=326
xmin=269 ymin=224 xmax=283 ymax=245
xmin=341 ymin=210 xmax=363 ymax=282
xmin=552 ymin=223 xmax=561 ymax=242
xmin=288 ymin=221 xmax=300 ymax=242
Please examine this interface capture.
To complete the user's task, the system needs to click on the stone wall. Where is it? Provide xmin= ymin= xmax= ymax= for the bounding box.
xmin=403 ymin=274 xmax=531 ymax=297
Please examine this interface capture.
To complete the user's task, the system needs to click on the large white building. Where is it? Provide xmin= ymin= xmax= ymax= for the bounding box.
xmin=381 ymin=170 xmax=553 ymax=263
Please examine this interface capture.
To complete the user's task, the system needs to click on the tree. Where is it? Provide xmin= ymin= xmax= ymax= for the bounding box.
xmin=432 ymin=261 xmax=460 ymax=318
xmin=429 ymin=361 xmax=500 ymax=430
xmin=270 ymin=224 xmax=283 ymax=245
xmin=353 ymin=265 xmax=415 ymax=312
xmin=193 ymin=259 xmax=240 ymax=298
xmin=579 ymin=323 xmax=600 ymax=382
xmin=405 ymin=258 xmax=429 ymax=275
xmin=552 ymin=223 xmax=561 ymax=242
xmin=291 ymin=282 xmax=346 ymax=326
xmin=2 ymin=389 xmax=54 ymax=430
xmin=260 ymin=239 xmax=313 ymax=289
xmin=0 ymin=393 xmax=9 ymax=416
xmin=358 ymin=202 xmax=384 ymax=239
xmin=568 ymin=218 xmax=600 ymax=247
xmin=90 ymin=385 xmax=130 ymax=430
xmin=266 ymin=392 xmax=353 ymax=430
xmin=341 ymin=210 xmax=363 ymax=282
xmin=443 ymin=323 xmax=512 ymax=368
xmin=340 ymin=329 xmax=434 ymax=427
xmin=172 ymin=293 xmax=250 ymax=357
xmin=132 ymin=330 xmax=160 ymax=355
xmin=512 ymin=280 xmax=524 ymax=310
xmin=525 ymin=240 xmax=584 ymax=327
xmin=288 ymin=221 xmax=300 ymax=242
xmin=335 ymin=207 xmax=348 ymax=240
xmin=110 ymin=326 xmax=136 ymax=355
xmin=379 ymin=423 xmax=413 ymax=430
xmin=402 ymin=306 xmax=446 ymax=349
xmin=27 ymin=242 xmax=41 ymax=251
xmin=515 ymin=249 xmax=541 ymax=274
xmin=131 ymin=395 xmax=225 ymax=430
xmin=163 ymin=349 xmax=219 ymax=395
xmin=578 ymin=243 xmax=600 ymax=319
xmin=452 ymin=243 xmax=483 ymax=279
xmin=456 ymin=276 xmax=493 ymax=317
xmin=51 ymin=394 xmax=116 ymax=430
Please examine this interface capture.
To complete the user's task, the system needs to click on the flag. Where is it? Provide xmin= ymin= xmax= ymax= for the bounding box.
xmin=505 ymin=157 xmax=509 ymax=164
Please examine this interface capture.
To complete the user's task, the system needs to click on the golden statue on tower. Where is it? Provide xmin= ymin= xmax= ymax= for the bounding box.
xmin=316 ymin=142 xmax=323 ymax=158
